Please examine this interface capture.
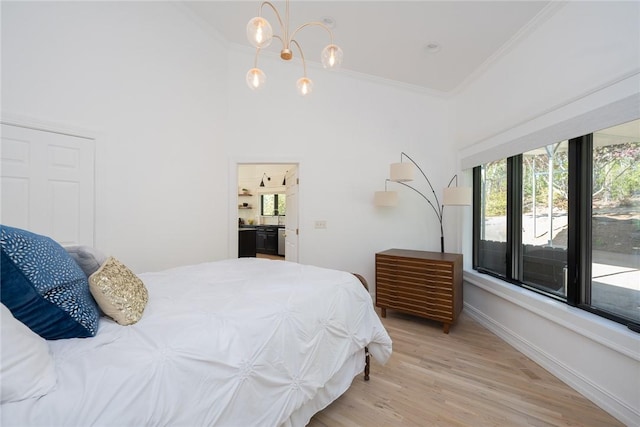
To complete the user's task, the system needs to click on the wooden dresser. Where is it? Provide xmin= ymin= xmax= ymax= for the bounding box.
xmin=375 ymin=249 xmax=463 ymax=333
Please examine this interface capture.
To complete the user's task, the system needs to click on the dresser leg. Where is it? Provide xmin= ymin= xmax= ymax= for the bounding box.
xmin=443 ymin=323 xmax=450 ymax=334
xmin=380 ymin=307 xmax=386 ymax=318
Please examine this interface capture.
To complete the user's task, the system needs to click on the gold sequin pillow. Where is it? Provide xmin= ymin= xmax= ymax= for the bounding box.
xmin=89 ymin=257 xmax=148 ymax=325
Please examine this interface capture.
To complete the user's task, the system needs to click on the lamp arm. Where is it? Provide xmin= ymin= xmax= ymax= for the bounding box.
xmin=446 ymin=174 xmax=458 ymax=188
xmin=395 ymin=181 xmax=442 ymax=223
xmin=440 ymin=173 xmax=462 ymax=211
xmin=396 ymin=181 xmax=445 ymax=252
xmin=400 ymin=152 xmax=443 ymax=217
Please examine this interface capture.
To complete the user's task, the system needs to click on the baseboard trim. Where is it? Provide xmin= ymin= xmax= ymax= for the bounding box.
xmin=464 ymin=299 xmax=639 ymax=426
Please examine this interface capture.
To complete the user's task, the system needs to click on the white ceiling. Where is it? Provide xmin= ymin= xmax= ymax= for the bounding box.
xmin=183 ymin=1 xmax=553 ymax=94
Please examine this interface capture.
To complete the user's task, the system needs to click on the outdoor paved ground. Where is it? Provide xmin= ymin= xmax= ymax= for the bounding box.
xmin=483 ymin=209 xmax=639 ymax=322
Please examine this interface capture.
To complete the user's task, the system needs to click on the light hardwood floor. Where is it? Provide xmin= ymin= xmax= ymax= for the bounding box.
xmin=309 ymin=310 xmax=623 ymax=427
xmin=256 ymin=253 xmax=285 ymax=261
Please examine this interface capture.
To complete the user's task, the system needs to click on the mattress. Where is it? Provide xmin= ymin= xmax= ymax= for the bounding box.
xmin=1 ymin=258 xmax=392 ymax=426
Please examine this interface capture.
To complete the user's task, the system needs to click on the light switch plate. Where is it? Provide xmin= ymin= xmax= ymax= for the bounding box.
xmin=314 ymin=220 xmax=327 ymax=229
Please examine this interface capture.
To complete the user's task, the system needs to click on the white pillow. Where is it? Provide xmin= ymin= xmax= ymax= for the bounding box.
xmin=64 ymin=245 xmax=108 ymax=277
xmin=1 ymin=303 xmax=57 ymax=403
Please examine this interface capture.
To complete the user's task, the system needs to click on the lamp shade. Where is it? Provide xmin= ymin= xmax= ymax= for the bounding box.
xmin=390 ymin=162 xmax=413 ymax=182
xmin=374 ymin=191 xmax=398 ymax=207
xmin=443 ymin=186 xmax=472 ymax=206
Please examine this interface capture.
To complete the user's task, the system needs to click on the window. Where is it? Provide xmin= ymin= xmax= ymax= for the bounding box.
xmin=260 ymin=194 xmax=286 ymax=216
xmin=475 ymin=159 xmax=508 ymax=278
xmin=590 ymin=124 xmax=640 ymax=322
xmin=520 ymin=141 xmax=569 ymax=298
xmin=473 ymin=119 xmax=640 ymax=327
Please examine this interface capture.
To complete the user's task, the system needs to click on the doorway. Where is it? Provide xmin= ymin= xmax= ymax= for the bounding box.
xmin=236 ymin=163 xmax=298 ymax=262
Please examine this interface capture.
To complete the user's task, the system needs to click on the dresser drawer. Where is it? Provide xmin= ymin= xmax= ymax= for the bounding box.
xmin=375 ymin=249 xmax=463 ymax=333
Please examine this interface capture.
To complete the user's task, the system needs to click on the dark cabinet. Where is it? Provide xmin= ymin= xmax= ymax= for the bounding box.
xmin=256 ymin=227 xmax=278 ymax=255
xmin=238 ymin=229 xmax=256 ymax=257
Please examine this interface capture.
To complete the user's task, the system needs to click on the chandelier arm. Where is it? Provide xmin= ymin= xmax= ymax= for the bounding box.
xmin=288 ymin=22 xmax=334 ymax=46
xmin=258 ymin=1 xmax=289 ymax=33
xmin=284 ymin=0 xmax=290 ymax=43
xmin=271 ymin=34 xmax=285 ymax=50
xmin=253 ymin=47 xmax=261 ymax=68
xmin=290 ymin=39 xmax=307 ymax=77
xmin=400 ymin=152 xmax=443 ymax=218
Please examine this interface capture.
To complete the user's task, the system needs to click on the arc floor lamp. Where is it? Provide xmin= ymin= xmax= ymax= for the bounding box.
xmin=374 ymin=152 xmax=472 ymax=253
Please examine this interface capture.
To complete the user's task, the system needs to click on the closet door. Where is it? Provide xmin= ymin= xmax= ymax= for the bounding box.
xmin=1 ymin=124 xmax=95 ymax=246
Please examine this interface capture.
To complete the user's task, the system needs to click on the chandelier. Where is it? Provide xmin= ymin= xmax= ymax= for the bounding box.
xmin=246 ymin=0 xmax=343 ymax=96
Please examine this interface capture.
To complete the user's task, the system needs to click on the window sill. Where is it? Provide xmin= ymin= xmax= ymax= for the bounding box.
xmin=463 ymin=269 xmax=640 ymax=361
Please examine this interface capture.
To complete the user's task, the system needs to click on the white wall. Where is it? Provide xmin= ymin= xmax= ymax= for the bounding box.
xmin=454 ymin=1 xmax=639 ymax=148
xmin=1 ymin=2 xmax=229 ymax=273
xmin=1 ymin=1 xmax=459 ymax=288
xmin=225 ymin=46 xmax=457 ymax=283
xmin=453 ymin=2 xmax=640 ymax=425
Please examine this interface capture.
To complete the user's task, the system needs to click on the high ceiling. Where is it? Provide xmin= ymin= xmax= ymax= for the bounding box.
xmin=183 ymin=1 xmax=553 ymax=94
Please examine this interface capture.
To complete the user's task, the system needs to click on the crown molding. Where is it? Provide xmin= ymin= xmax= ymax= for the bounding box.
xmin=450 ymin=1 xmax=568 ymax=96
xmin=172 ymin=1 xmax=229 ymax=46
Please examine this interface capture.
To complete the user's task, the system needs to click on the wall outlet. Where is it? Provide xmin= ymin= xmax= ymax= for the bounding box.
xmin=314 ymin=220 xmax=327 ymax=229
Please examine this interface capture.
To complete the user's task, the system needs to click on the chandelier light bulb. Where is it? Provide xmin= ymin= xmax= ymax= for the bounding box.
xmin=246 ymin=68 xmax=266 ymax=90
xmin=246 ymin=17 xmax=273 ymax=48
xmin=296 ymin=77 xmax=313 ymax=96
xmin=321 ymin=44 xmax=343 ymax=69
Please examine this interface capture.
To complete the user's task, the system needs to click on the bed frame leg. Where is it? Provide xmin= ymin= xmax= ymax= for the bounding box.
xmin=352 ymin=273 xmax=372 ymax=382
xmin=364 ymin=346 xmax=370 ymax=381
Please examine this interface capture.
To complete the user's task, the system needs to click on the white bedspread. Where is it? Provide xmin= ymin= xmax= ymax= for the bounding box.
xmin=1 ymin=258 xmax=392 ymax=426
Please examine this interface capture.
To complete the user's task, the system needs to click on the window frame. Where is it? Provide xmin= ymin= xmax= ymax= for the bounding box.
xmin=260 ymin=193 xmax=286 ymax=216
xmin=473 ymin=133 xmax=639 ymax=330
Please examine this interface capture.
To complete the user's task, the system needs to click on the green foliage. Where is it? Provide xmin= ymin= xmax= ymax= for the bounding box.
xmin=593 ymin=142 xmax=640 ymax=205
xmin=485 ymin=190 xmax=507 ymax=217
xmin=483 ymin=141 xmax=639 ymax=216
xmin=521 ymin=142 xmax=569 ymax=214
xmin=481 ymin=159 xmax=507 ymax=217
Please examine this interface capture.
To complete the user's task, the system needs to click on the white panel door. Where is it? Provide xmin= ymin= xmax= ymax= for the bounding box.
xmin=1 ymin=124 xmax=95 ymax=246
xmin=285 ymin=166 xmax=299 ymax=263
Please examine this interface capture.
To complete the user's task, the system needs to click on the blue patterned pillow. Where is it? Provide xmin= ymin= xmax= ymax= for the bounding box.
xmin=0 ymin=225 xmax=99 ymax=339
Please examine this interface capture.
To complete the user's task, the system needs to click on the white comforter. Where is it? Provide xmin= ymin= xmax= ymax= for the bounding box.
xmin=1 ymin=258 xmax=392 ymax=426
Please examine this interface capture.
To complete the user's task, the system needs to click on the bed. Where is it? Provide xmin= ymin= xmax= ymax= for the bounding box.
xmin=0 ymin=225 xmax=392 ymax=426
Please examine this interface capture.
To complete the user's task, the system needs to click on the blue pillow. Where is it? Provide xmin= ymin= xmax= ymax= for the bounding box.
xmin=0 ymin=225 xmax=99 ymax=339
